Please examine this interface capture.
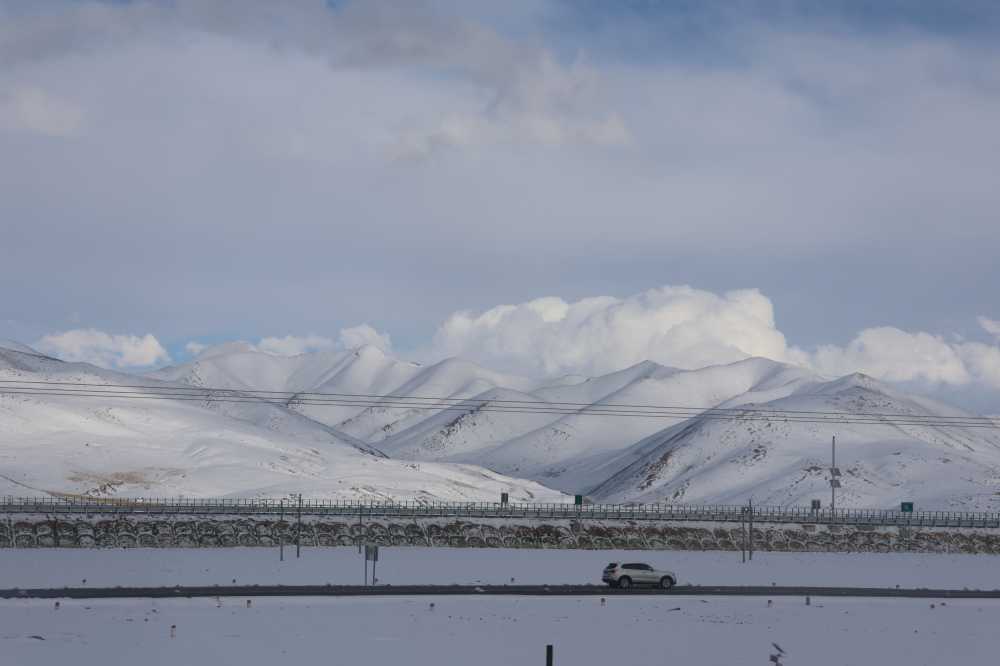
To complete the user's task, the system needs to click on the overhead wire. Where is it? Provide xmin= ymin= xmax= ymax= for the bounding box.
xmin=0 ymin=378 xmax=994 ymax=422
xmin=0 ymin=379 xmax=996 ymax=429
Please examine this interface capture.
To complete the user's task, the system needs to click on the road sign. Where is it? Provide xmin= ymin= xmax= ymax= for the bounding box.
xmin=829 ymin=479 xmax=841 ymax=488
xmin=500 ymin=492 xmax=509 ymax=505
xmin=900 ymin=502 xmax=914 ymax=513
xmin=830 ymin=467 xmax=842 ymax=476
xmin=365 ymin=545 xmax=379 ymax=562
xmin=811 ymin=499 xmax=821 ymax=511
xmin=574 ymin=495 xmax=584 ymax=506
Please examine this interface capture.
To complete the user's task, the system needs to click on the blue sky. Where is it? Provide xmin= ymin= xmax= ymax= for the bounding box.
xmin=1 ymin=0 xmax=998 ymax=409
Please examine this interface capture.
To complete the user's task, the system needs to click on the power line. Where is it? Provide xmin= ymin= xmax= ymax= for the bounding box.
xmin=0 ymin=378 xmax=994 ymax=424
xmin=0 ymin=380 xmax=996 ymax=429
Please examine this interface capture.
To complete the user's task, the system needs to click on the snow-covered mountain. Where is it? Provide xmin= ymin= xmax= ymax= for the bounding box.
xmin=0 ymin=345 xmax=562 ymax=502
xmin=149 ymin=344 xmax=425 ymax=428
xmin=151 ymin=345 xmax=1000 ymax=509
xmin=591 ymin=372 xmax=1000 ymax=509
xmin=3 ymin=340 xmax=1000 ymax=509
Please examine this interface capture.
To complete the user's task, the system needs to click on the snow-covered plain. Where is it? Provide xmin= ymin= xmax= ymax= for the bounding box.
xmin=3 ymin=548 xmax=1000 ymax=666
xmin=2 ymin=592 xmax=997 ymax=665
xmin=3 ymin=547 xmax=999 ymax=590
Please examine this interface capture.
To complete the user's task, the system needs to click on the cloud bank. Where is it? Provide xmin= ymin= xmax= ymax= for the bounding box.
xmin=184 ymin=324 xmax=393 ymax=360
xmin=17 ymin=286 xmax=1000 ymax=394
xmin=427 ymin=286 xmax=1000 ymax=389
xmin=431 ymin=286 xmax=797 ymax=376
xmin=35 ymin=329 xmax=170 ymax=368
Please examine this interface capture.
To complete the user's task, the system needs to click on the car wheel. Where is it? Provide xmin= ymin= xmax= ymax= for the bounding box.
xmin=660 ymin=576 xmax=675 ymax=590
xmin=617 ymin=576 xmax=632 ymax=589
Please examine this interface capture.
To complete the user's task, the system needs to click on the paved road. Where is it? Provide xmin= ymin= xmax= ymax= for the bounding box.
xmin=3 ymin=584 xmax=999 ymax=600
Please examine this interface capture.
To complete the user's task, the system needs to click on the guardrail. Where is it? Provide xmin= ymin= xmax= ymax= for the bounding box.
xmin=2 ymin=496 xmax=999 ymax=529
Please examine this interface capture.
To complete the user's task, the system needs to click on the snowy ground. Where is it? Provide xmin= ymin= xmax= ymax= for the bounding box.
xmin=2 ymin=548 xmax=999 ymax=665
xmin=2 ymin=546 xmax=999 ymax=590
xmin=2 ymin=594 xmax=997 ymax=665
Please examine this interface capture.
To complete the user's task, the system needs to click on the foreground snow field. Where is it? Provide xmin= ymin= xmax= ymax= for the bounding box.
xmin=3 ymin=547 xmax=999 ymax=590
xmin=2 ymin=595 xmax=997 ymax=666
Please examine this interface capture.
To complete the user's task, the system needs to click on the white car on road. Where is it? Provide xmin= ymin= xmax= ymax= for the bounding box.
xmin=602 ymin=562 xmax=676 ymax=589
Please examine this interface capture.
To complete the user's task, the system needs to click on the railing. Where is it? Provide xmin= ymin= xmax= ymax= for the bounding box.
xmin=2 ymin=496 xmax=999 ymax=528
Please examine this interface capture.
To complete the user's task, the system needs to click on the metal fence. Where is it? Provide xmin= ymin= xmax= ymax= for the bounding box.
xmin=2 ymin=496 xmax=998 ymax=529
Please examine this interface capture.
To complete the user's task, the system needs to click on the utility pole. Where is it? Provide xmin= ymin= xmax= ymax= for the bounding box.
xmin=279 ymin=499 xmax=284 ymax=562
xmin=740 ymin=505 xmax=747 ymax=563
xmin=296 ymin=494 xmax=302 ymax=559
xmin=748 ymin=497 xmax=754 ymax=561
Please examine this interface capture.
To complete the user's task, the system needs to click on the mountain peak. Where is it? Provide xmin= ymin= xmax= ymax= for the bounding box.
xmin=194 ymin=341 xmax=258 ymax=360
xmin=352 ymin=343 xmax=389 ymax=360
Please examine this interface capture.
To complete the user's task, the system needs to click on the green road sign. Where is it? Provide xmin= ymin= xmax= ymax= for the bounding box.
xmin=574 ymin=494 xmax=584 ymax=506
xmin=900 ymin=502 xmax=914 ymax=513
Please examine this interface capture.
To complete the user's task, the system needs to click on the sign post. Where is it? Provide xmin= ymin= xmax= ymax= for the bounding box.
xmin=364 ymin=545 xmax=379 ymax=585
xmin=829 ymin=436 xmax=841 ymax=514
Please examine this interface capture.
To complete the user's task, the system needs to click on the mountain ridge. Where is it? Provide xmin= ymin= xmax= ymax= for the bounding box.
xmin=3 ymin=341 xmax=999 ymax=509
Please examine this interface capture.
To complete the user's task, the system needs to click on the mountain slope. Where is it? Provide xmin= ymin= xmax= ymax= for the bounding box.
xmin=337 ymin=357 xmax=535 ymax=442
xmin=12 ymin=339 xmax=1000 ymax=509
xmin=0 ymin=345 xmax=562 ymax=502
xmin=150 ymin=344 xmax=424 ymax=427
xmin=590 ymin=373 xmax=1000 ymax=509
xmin=379 ymin=358 xmax=820 ymax=495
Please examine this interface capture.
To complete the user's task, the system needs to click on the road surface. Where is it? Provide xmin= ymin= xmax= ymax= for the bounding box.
xmin=3 ymin=584 xmax=999 ymax=599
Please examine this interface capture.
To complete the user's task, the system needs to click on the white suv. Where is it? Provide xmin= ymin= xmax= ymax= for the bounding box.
xmin=602 ymin=562 xmax=676 ymax=589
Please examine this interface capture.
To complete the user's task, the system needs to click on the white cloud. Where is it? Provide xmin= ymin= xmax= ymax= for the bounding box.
xmin=256 ymin=335 xmax=336 ymax=356
xmin=186 ymin=326 xmax=393 ymax=360
xmin=957 ymin=343 xmax=1000 ymax=389
xmin=810 ymin=328 xmax=971 ymax=385
xmin=430 ymin=286 xmax=800 ymax=376
xmin=338 ymin=324 xmax=392 ymax=351
xmin=428 ymin=285 xmax=1000 ymax=389
xmin=255 ymin=327 xmax=392 ymax=356
xmin=0 ymin=87 xmax=83 ymax=137
xmin=184 ymin=341 xmax=207 ymax=356
xmin=35 ymin=329 xmax=170 ymax=368
xmin=979 ymin=316 xmax=1000 ymax=340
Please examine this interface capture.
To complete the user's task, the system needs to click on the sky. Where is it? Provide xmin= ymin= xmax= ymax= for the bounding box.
xmin=1 ymin=1 xmax=999 ymax=409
